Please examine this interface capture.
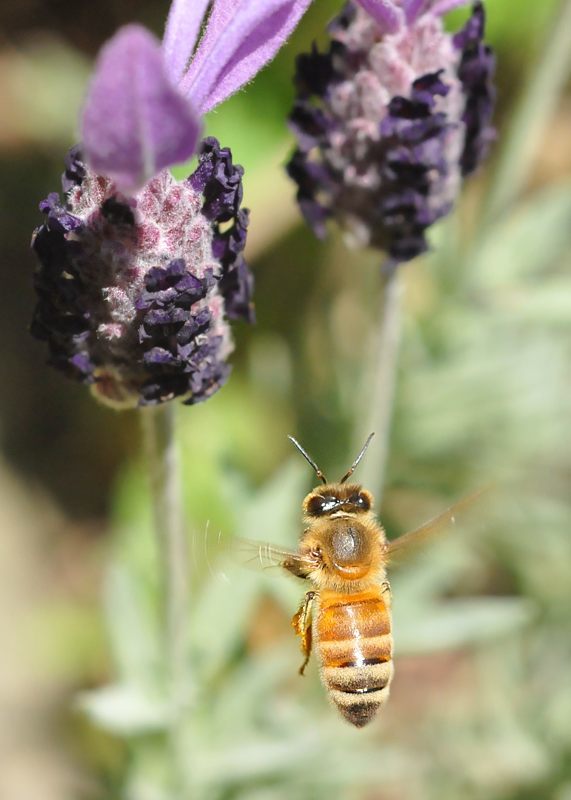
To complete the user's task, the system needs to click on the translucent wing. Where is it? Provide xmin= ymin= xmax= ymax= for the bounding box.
xmin=385 ymin=487 xmax=488 ymax=564
xmin=235 ymin=538 xmax=316 ymax=579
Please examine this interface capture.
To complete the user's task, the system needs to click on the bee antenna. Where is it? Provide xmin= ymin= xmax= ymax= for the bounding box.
xmin=339 ymin=432 xmax=375 ymax=483
xmin=288 ymin=436 xmax=327 ymax=484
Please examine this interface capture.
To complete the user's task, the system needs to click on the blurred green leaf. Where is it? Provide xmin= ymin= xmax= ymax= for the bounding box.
xmin=78 ymin=683 xmax=167 ymax=736
xmin=471 ymin=181 xmax=571 ymax=286
xmin=481 ymin=0 xmax=571 ymax=228
xmin=395 ymin=596 xmax=535 ymax=655
xmin=102 ymin=564 xmax=162 ymax=688
xmin=188 ymin=460 xmax=308 ymax=681
xmin=222 ymin=458 xmax=308 ymax=545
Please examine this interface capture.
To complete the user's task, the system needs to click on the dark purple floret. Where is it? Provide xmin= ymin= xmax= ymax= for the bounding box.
xmin=288 ymin=66 xmax=458 ymax=263
xmin=31 ymin=137 xmax=254 ymax=408
xmin=376 ymin=73 xmax=456 ymax=262
xmin=286 ymin=152 xmax=332 ymax=238
xmin=192 ymin=138 xmax=255 ymax=323
xmin=62 ymin=145 xmax=87 ymax=193
xmin=136 ymin=259 xmax=229 ymax=406
xmin=453 ymin=2 xmax=496 ymax=176
xmin=286 ymin=2 xmax=496 ymax=266
xmin=190 ymin=137 xmax=244 ymax=222
xmin=101 ymin=196 xmax=136 ymax=226
xmin=39 ymin=193 xmax=83 ymax=233
xmin=289 ymin=101 xmax=331 ymax=152
xmin=295 ymin=45 xmax=340 ymax=97
xmin=31 ymin=221 xmax=95 ymax=383
xmin=137 ymin=260 xmax=209 ymax=311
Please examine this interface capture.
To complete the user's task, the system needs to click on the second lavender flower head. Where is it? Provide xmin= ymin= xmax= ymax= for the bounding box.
xmin=288 ymin=0 xmax=496 ymax=267
xmin=32 ymin=0 xmax=311 ymax=408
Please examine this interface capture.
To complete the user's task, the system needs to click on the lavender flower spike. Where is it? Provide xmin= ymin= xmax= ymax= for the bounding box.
xmin=287 ymin=1 xmax=496 ymax=267
xmin=31 ymin=0 xmax=311 ymax=408
xmin=83 ymin=0 xmax=312 ymax=193
xmin=32 ymin=138 xmax=252 ymax=408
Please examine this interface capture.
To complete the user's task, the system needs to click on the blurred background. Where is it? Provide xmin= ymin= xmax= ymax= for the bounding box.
xmin=1 ymin=0 xmax=570 ymax=798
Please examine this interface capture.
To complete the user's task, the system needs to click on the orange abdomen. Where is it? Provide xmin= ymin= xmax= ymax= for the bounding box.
xmin=314 ymin=588 xmax=393 ymax=727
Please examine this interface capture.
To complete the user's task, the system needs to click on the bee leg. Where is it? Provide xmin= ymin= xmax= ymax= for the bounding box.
xmin=291 ymin=591 xmax=316 ymax=676
xmin=381 ymin=580 xmax=392 ymax=609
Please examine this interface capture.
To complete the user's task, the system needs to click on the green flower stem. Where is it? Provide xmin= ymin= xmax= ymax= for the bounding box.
xmin=141 ymin=404 xmax=190 ymax=794
xmin=355 ymin=268 xmax=403 ymax=505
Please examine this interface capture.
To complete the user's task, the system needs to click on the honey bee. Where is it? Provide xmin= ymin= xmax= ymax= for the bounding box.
xmin=250 ymin=434 xmax=480 ymax=728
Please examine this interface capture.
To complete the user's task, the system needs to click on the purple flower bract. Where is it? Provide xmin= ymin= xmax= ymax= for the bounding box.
xmin=82 ymin=0 xmax=313 ymax=194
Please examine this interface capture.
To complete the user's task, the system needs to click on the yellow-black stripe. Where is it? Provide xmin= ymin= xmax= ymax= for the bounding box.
xmin=315 ymin=589 xmax=394 ymax=727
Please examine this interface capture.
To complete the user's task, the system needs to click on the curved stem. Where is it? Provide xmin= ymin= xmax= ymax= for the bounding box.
xmin=354 ymin=267 xmax=403 ymax=505
xmin=141 ymin=404 xmax=190 ymax=793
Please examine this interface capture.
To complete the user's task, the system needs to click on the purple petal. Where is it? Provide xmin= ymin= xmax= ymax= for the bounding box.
xmin=163 ymin=0 xmax=210 ymax=83
xmin=402 ymin=0 xmax=428 ymax=22
xmin=180 ymin=0 xmax=312 ymax=114
xmin=81 ymin=25 xmax=201 ymax=194
xmin=356 ymin=0 xmax=404 ymax=33
xmin=430 ymin=0 xmax=471 ymax=16
xmin=401 ymin=0 xmax=471 ymax=23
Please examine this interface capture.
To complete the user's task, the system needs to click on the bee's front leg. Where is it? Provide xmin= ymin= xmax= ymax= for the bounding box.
xmin=291 ymin=591 xmax=316 ymax=676
xmin=381 ymin=580 xmax=392 ymax=609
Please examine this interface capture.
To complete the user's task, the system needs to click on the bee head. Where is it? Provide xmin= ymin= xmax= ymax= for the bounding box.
xmin=303 ymin=485 xmax=374 ymax=517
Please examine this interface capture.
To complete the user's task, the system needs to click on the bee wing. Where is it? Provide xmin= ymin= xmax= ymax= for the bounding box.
xmin=235 ymin=538 xmax=315 ymax=579
xmin=385 ymin=487 xmax=488 ymax=564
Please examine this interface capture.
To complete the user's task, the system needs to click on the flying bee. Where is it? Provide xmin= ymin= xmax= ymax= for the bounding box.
xmin=248 ymin=434 xmax=481 ymax=728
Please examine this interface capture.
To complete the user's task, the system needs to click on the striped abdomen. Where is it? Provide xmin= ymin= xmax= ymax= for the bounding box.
xmin=314 ymin=588 xmax=393 ymax=728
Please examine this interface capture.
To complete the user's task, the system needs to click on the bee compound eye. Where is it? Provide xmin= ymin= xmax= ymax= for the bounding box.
xmin=348 ymin=492 xmax=370 ymax=511
xmin=307 ymin=494 xmax=340 ymax=515
xmin=307 ymin=495 xmax=326 ymax=516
